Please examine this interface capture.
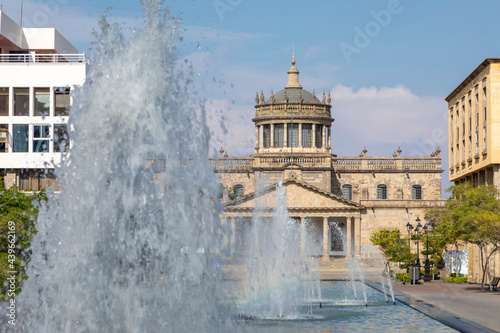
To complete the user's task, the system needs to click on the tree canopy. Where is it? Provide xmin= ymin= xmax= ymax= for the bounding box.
xmin=0 ymin=179 xmax=47 ymax=299
xmin=425 ymin=183 xmax=500 ymax=288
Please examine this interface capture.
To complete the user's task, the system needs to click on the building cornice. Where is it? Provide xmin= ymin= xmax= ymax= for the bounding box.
xmin=445 ymin=58 xmax=500 ymax=102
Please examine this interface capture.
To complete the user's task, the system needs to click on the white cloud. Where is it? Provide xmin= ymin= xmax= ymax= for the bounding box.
xmin=331 ymin=84 xmax=448 ymax=157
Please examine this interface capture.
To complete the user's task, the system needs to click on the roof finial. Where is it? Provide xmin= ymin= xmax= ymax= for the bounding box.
xmin=260 ymin=90 xmax=265 ymax=104
xmin=322 ymin=90 xmax=326 ymax=104
xmin=327 ymin=92 xmax=331 ymax=106
xmin=285 ymin=52 xmax=302 ymax=88
xmin=270 ymin=89 xmax=274 ymax=104
xmin=255 ymin=92 xmax=259 ymax=105
xmin=312 ymin=89 xmax=316 ymax=103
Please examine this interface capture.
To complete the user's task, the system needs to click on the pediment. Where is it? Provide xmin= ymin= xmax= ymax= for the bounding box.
xmin=224 ymin=178 xmax=363 ymax=211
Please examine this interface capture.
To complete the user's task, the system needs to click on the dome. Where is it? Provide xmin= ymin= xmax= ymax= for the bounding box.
xmin=267 ymin=87 xmax=321 ymax=104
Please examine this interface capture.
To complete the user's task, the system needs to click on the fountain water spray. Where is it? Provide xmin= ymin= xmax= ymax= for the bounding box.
xmin=363 ymin=245 xmax=395 ymax=305
xmin=239 ymin=180 xmax=321 ymax=320
xmin=17 ymin=2 xmax=227 ymax=332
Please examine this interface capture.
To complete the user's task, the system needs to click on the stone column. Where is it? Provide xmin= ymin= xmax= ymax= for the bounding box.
xmin=228 ymin=217 xmax=235 ymax=256
xmin=327 ymin=127 xmax=331 ymax=148
xmin=322 ymin=216 xmax=329 ymax=261
xmin=255 ymin=126 xmax=259 ymax=149
xmin=312 ymin=124 xmax=317 ymax=148
xmin=354 ymin=216 xmax=362 ymax=258
xmin=259 ymin=125 xmax=264 ymax=149
xmin=270 ymin=123 xmax=275 ymax=148
xmin=284 ymin=123 xmax=288 ymax=147
xmin=346 ymin=216 xmax=352 ymax=257
xmin=300 ymin=217 xmax=306 ymax=258
xmin=322 ymin=126 xmax=326 ymax=150
xmin=298 ymin=123 xmax=303 ymax=148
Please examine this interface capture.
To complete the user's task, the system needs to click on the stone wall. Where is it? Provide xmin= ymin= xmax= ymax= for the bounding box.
xmin=467 ymin=243 xmax=500 ymax=284
xmin=215 ymin=171 xmax=255 ymax=197
xmin=359 ymin=201 xmax=445 ymax=252
xmin=333 ymin=171 xmax=442 ymax=201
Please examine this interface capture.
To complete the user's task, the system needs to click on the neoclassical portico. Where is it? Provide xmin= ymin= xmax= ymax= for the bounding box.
xmin=224 ymin=178 xmax=364 ymax=261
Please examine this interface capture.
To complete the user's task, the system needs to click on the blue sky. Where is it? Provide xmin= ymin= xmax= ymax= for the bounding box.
xmin=4 ymin=0 xmax=500 ymax=193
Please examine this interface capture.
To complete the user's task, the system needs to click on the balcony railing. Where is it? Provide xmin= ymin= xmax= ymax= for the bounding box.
xmin=0 ymin=54 xmax=89 ymax=64
xmin=208 ymin=156 xmax=441 ymax=172
xmin=209 ymin=158 xmax=253 ymax=172
xmin=333 ymin=157 xmax=441 ymax=171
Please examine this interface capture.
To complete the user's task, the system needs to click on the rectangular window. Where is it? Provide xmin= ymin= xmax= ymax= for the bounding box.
xmin=14 ymin=88 xmax=29 ymax=116
xmin=33 ymin=125 xmax=50 ymax=152
xmin=54 ymin=124 xmax=69 ymax=152
xmin=377 ymin=185 xmax=387 ymax=200
xmin=19 ymin=170 xmax=29 ymax=191
xmin=287 ymin=123 xmax=298 ymax=148
xmin=13 ymin=124 xmax=29 ymax=152
xmin=342 ymin=185 xmax=352 ymax=200
xmin=274 ymin=124 xmax=284 ymax=148
xmin=302 ymin=124 xmax=312 ymax=148
xmin=0 ymin=124 xmax=8 ymax=152
xmin=412 ymin=186 xmax=422 ymax=200
xmin=315 ymin=124 xmax=323 ymax=148
xmin=476 ymin=132 xmax=479 ymax=154
xmin=55 ymin=87 xmax=70 ymax=116
xmin=0 ymin=88 xmax=8 ymax=116
xmin=34 ymin=88 xmax=50 ymax=116
xmin=263 ymin=124 xmax=270 ymax=148
xmin=483 ymin=127 xmax=487 ymax=151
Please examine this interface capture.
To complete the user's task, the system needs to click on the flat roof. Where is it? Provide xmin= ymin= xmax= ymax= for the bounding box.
xmin=445 ymin=58 xmax=500 ymax=102
xmin=0 ymin=11 xmax=78 ymax=54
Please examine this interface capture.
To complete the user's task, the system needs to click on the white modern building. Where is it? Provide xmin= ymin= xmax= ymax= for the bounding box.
xmin=0 ymin=11 xmax=87 ymax=190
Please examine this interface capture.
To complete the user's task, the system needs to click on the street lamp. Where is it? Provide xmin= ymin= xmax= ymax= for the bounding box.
xmin=422 ymin=221 xmax=433 ymax=282
xmin=406 ymin=217 xmax=423 ymax=267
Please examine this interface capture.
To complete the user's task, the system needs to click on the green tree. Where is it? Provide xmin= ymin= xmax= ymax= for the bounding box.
xmin=370 ymin=229 xmax=415 ymax=268
xmin=0 ymin=178 xmax=47 ymax=300
xmin=426 ymin=183 xmax=500 ymax=289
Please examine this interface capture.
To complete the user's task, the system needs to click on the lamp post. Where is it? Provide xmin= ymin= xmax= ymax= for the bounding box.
xmin=406 ymin=217 xmax=423 ymax=267
xmin=422 ymin=221 xmax=433 ymax=282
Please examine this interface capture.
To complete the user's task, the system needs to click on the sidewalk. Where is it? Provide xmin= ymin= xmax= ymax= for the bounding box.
xmin=388 ymin=279 xmax=500 ymax=333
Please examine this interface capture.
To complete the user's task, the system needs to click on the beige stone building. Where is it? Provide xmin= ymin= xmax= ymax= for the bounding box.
xmin=213 ymin=55 xmax=444 ymax=264
xmin=446 ymin=58 xmax=500 ymax=282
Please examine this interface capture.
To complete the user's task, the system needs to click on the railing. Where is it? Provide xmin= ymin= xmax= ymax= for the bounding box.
xmin=368 ymin=159 xmax=396 ymax=170
xmin=255 ymin=103 xmax=331 ymax=118
xmin=402 ymin=158 xmax=440 ymax=170
xmin=259 ymin=156 xmax=327 ymax=166
xmin=331 ymin=158 xmax=361 ymax=170
xmin=333 ymin=157 xmax=441 ymax=171
xmin=0 ymin=54 xmax=89 ymax=64
xmin=209 ymin=158 xmax=253 ymax=172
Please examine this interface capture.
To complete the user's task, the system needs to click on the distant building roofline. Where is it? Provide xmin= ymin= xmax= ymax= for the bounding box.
xmin=445 ymin=58 xmax=500 ymax=102
xmin=0 ymin=10 xmax=78 ymax=54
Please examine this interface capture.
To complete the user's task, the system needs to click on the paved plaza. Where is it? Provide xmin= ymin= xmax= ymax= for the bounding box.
xmin=376 ymin=279 xmax=500 ymax=333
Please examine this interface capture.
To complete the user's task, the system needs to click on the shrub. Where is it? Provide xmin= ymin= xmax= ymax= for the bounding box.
xmin=396 ymin=273 xmax=410 ymax=283
xmin=444 ymin=276 xmax=468 ymax=283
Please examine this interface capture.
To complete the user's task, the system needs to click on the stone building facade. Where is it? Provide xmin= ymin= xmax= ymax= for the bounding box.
xmin=446 ymin=58 xmax=500 ymax=283
xmin=213 ymin=55 xmax=444 ymax=264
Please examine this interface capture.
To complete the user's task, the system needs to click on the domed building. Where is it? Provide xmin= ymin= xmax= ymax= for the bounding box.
xmin=212 ymin=55 xmax=444 ymax=264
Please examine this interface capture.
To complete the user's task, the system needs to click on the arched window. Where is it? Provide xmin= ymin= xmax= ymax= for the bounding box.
xmin=342 ymin=184 xmax=352 ymax=200
xmin=412 ymin=185 xmax=422 ymax=200
xmin=233 ymin=184 xmax=244 ymax=198
xmin=377 ymin=184 xmax=387 ymax=200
